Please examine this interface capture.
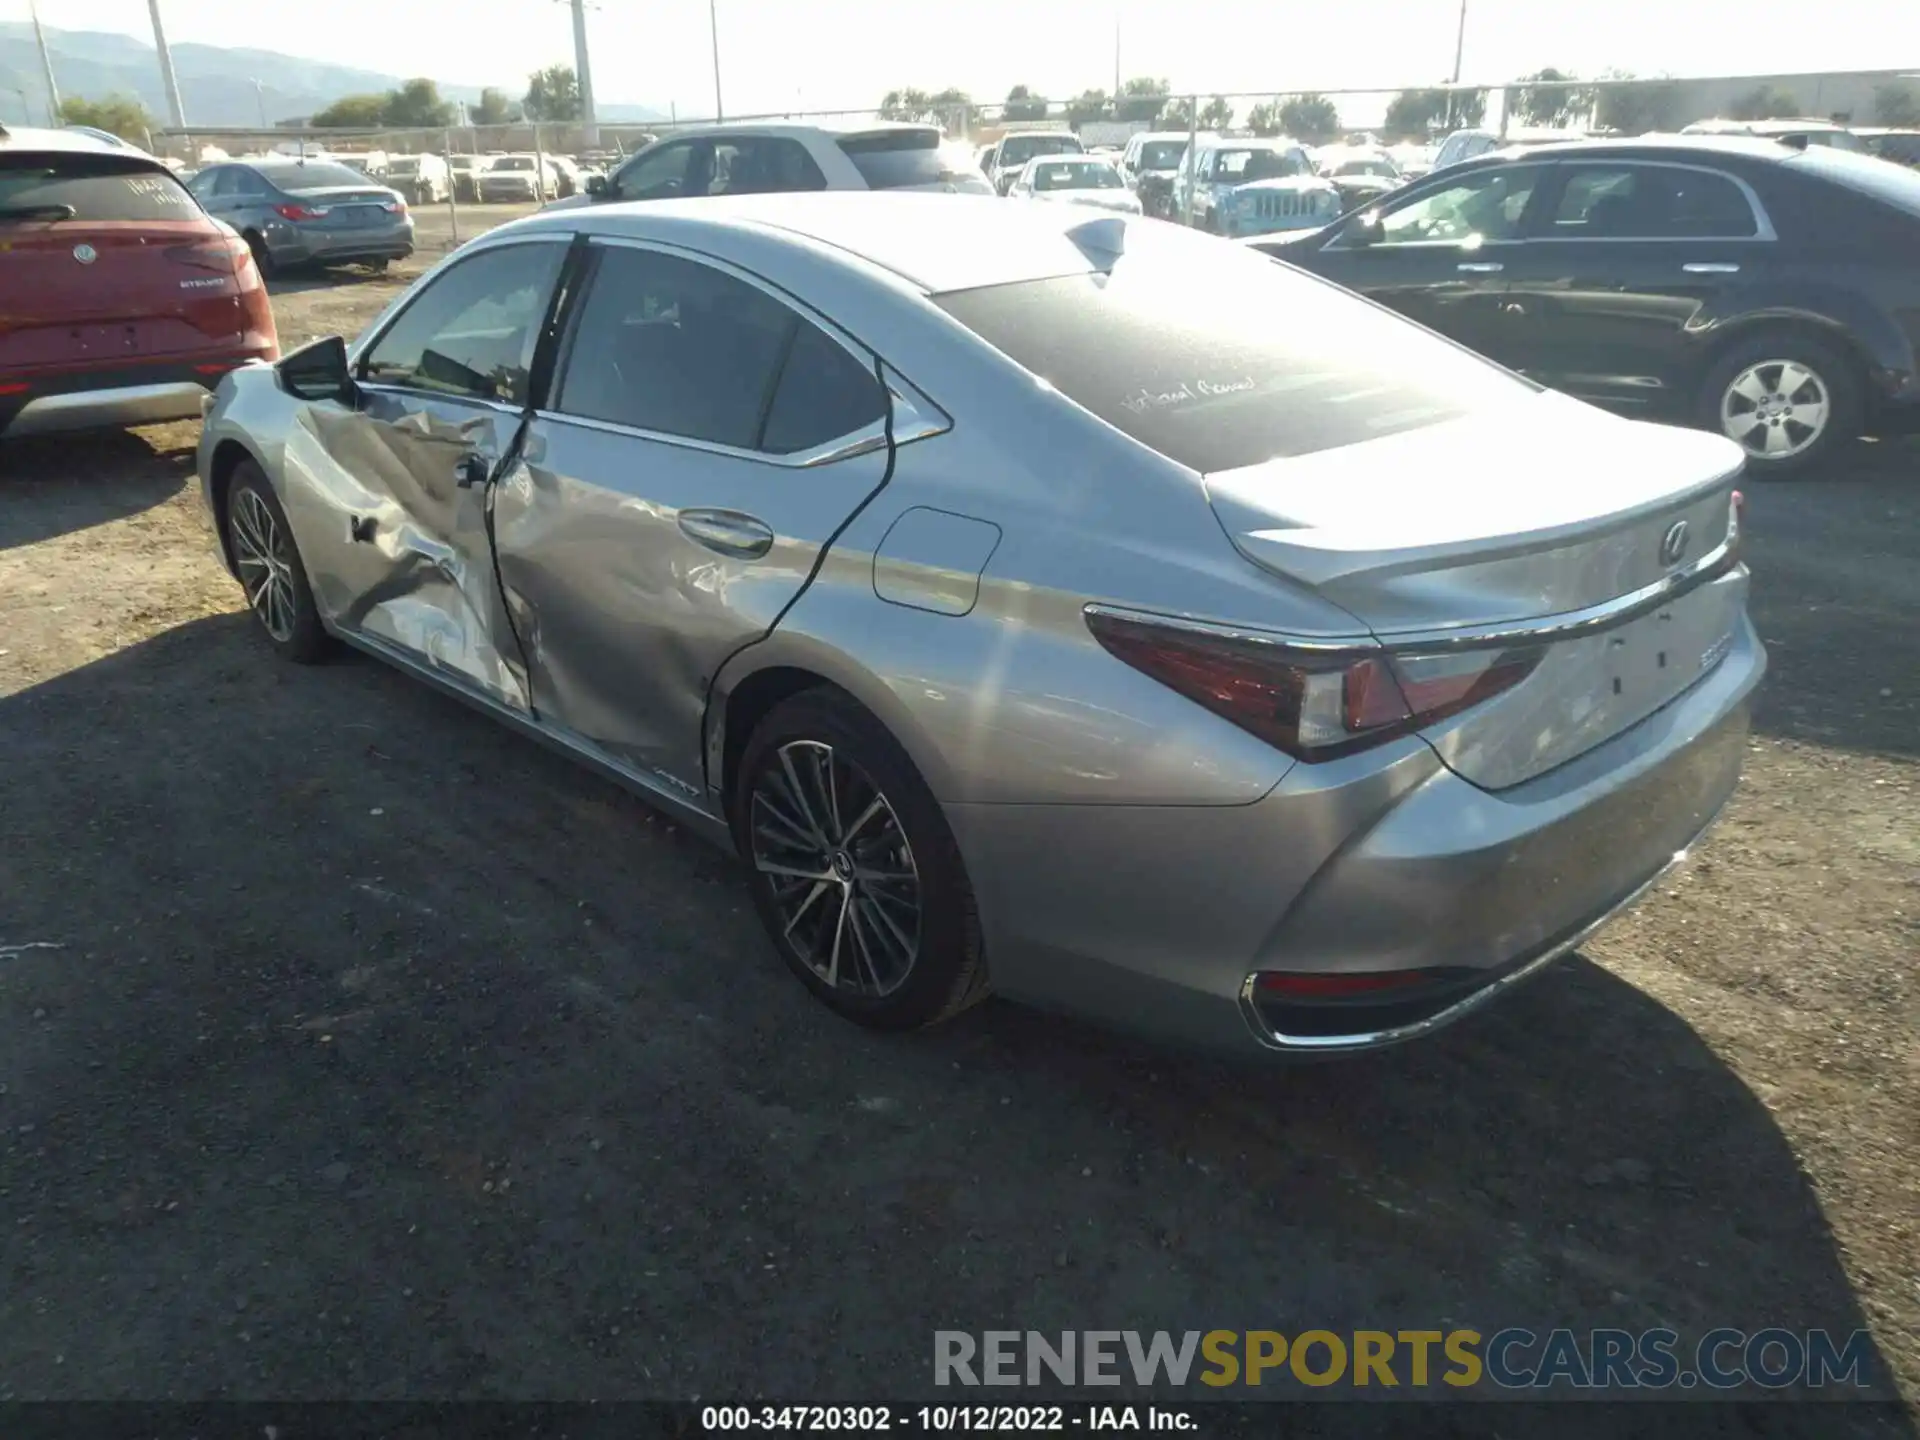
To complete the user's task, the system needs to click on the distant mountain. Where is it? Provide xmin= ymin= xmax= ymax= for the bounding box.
xmin=0 ymin=23 xmax=666 ymax=130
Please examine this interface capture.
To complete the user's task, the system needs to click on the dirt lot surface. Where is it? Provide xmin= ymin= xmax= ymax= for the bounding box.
xmin=0 ymin=206 xmax=1915 ymax=1432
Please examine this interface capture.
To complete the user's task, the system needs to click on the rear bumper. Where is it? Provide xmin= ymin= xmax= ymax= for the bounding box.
xmin=0 ymin=353 xmax=272 ymax=439
xmin=270 ymin=223 xmax=415 ymax=266
xmin=946 ymin=616 xmax=1765 ymax=1059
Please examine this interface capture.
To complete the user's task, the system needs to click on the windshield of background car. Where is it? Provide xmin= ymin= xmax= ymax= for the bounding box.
xmin=1217 ymin=148 xmax=1308 ymax=182
xmin=495 ymin=157 xmax=537 ymax=172
xmin=257 ymin=160 xmax=371 ymax=190
xmin=837 ymin=129 xmax=943 ymax=188
xmin=935 ymin=246 xmax=1527 ymax=472
xmin=1788 ymin=145 xmax=1920 ymax=217
xmin=1031 ymin=160 xmax=1122 ymax=191
xmin=387 ymin=159 xmax=421 ymax=175
xmin=1338 ymin=158 xmax=1398 ymax=177
xmin=0 ymin=156 xmax=201 ymax=221
xmin=1002 ymin=134 xmax=1084 ymax=166
xmin=1140 ymin=140 xmax=1186 ymax=170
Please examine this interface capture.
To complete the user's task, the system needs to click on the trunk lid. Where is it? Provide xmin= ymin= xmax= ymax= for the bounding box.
xmin=0 ymin=152 xmax=248 ymax=372
xmin=1206 ymin=392 xmax=1746 ymax=788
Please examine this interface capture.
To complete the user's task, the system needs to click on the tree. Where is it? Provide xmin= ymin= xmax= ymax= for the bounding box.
xmin=523 ymin=65 xmax=581 ymax=123
xmin=1003 ymin=84 xmax=1047 ymax=122
xmin=1873 ymin=83 xmax=1920 ymax=128
xmin=927 ymin=87 xmax=974 ymax=132
xmin=1066 ymin=89 xmax=1112 ymax=126
xmin=384 ymin=77 xmax=456 ymax=128
xmin=310 ymin=92 xmax=388 ymax=129
xmin=1592 ymin=71 xmax=1679 ymax=134
xmin=1512 ymin=68 xmax=1593 ymax=128
xmin=1277 ymin=92 xmax=1340 ymax=143
xmin=1157 ymin=95 xmax=1194 ymax=130
xmin=57 ymin=94 xmax=153 ymax=143
xmin=1116 ymin=76 xmax=1170 ymax=124
xmin=472 ymin=87 xmax=521 ymax=126
xmin=1198 ymin=95 xmax=1234 ymax=131
xmin=1383 ymin=86 xmax=1483 ymax=138
xmin=879 ymin=87 xmax=931 ymax=121
xmin=1245 ymin=101 xmax=1282 ymax=137
xmin=1729 ymin=85 xmax=1799 ymax=122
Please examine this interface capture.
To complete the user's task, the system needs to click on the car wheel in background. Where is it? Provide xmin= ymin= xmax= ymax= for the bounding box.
xmin=732 ymin=689 xmax=989 ymax=1031
xmin=225 ymin=463 xmax=329 ymax=663
xmin=243 ymin=231 xmax=276 ymax=280
xmin=1700 ymin=331 xmax=1861 ymax=478
xmin=365 ymin=258 xmax=390 ymax=274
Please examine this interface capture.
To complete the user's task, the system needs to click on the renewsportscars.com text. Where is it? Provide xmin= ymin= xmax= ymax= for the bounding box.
xmin=933 ymin=1328 xmax=1875 ymax=1391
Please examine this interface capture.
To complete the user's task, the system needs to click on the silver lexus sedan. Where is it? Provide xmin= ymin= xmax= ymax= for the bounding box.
xmin=196 ymin=194 xmax=1765 ymax=1057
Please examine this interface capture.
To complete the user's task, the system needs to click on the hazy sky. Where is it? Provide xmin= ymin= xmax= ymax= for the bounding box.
xmin=15 ymin=0 xmax=1920 ymax=120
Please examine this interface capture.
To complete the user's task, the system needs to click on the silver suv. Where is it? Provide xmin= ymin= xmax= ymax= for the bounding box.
xmin=546 ymin=122 xmax=984 ymax=211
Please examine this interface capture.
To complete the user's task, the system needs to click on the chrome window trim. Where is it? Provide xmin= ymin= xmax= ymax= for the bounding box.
xmin=533 ymin=234 xmax=951 ymax=466
xmin=1530 ymin=159 xmax=1778 ymax=243
xmin=1083 ymin=504 xmax=1742 ymax=657
xmin=355 ymin=381 xmax=526 ymax=419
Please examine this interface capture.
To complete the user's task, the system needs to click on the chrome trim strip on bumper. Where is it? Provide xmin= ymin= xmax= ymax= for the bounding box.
xmin=1237 ymin=796 xmax=1732 ymax=1055
xmin=3 ymin=382 xmax=208 ymax=438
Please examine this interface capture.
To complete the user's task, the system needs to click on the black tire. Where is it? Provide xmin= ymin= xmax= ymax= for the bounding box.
xmin=365 ymin=257 xmax=390 ymax=274
xmin=224 ymin=463 xmax=330 ymax=663
xmin=732 ymin=689 xmax=988 ymax=1031
xmin=243 ymin=230 xmax=276 ymax=280
xmin=1697 ymin=330 xmax=1862 ymax=479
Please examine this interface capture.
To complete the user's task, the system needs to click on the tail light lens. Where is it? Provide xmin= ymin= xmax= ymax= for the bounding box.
xmin=165 ymin=235 xmax=250 ymax=272
xmin=273 ymin=202 xmax=330 ymax=221
xmin=383 ymin=198 xmax=408 ymax=215
xmin=1085 ymin=608 xmax=1541 ymax=762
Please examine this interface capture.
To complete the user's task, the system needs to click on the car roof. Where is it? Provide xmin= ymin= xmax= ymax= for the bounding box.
xmin=507 ymin=190 xmax=1166 ymax=293
xmin=1464 ymin=134 xmax=1792 ymax=165
xmin=643 ymin=119 xmax=937 ymax=142
xmin=1686 ymin=116 xmax=1848 ymax=133
xmin=0 ymin=124 xmax=161 ymax=161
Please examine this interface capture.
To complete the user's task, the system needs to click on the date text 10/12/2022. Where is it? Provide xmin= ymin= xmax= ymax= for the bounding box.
xmin=700 ymin=1406 xmax=1196 ymax=1432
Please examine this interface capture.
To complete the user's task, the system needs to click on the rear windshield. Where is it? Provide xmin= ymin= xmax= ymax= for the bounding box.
xmin=1139 ymin=140 xmax=1186 ymax=170
xmin=1032 ymin=160 xmax=1123 ymax=191
xmin=257 ymin=160 xmax=373 ymax=189
xmin=837 ymin=129 xmax=943 ymax=189
xmin=935 ymin=249 xmax=1527 ymax=472
xmin=1001 ymin=134 xmax=1084 ymax=166
xmin=1788 ymin=145 xmax=1920 ymax=217
xmin=0 ymin=155 xmax=200 ymax=223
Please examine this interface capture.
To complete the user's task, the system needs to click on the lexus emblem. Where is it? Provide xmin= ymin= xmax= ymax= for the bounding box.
xmin=1659 ymin=520 xmax=1690 ymax=567
xmin=72 ymin=243 xmax=97 ymax=265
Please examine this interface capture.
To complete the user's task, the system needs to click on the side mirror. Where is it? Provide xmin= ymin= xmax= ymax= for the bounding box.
xmin=277 ymin=334 xmax=354 ymax=404
xmin=585 ymin=173 xmax=609 ymax=198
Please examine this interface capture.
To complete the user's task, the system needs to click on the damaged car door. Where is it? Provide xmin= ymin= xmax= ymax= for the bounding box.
xmin=494 ymin=239 xmax=909 ymax=802
xmin=279 ymin=237 xmax=568 ymax=709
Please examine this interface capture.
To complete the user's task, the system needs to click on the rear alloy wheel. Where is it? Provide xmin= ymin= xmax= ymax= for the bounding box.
xmin=1702 ymin=335 xmax=1860 ymax=477
xmin=226 ymin=463 xmax=329 ymax=662
xmin=734 ymin=691 xmax=987 ymax=1030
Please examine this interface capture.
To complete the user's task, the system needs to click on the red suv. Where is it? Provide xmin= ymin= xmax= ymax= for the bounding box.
xmin=0 ymin=125 xmax=278 ymax=442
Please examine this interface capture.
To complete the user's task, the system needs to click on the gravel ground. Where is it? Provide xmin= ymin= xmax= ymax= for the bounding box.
xmin=0 ymin=211 xmax=1914 ymax=1432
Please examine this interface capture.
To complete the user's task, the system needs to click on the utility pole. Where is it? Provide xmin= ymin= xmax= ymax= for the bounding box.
xmin=148 ymin=0 xmax=187 ymax=128
xmin=252 ymin=78 xmax=267 ymax=129
xmin=570 ymin=0 xmax=597 ymax=148
xmin=1113 ymin=11 xmax=1121 ymax=104
xmin=1445 ymin=0 xmax=1468 ymax=130
xmin=708 ymin=0 xmax=724 ymax=123
xmin=27 ymin=0 xmax=61 ymax=124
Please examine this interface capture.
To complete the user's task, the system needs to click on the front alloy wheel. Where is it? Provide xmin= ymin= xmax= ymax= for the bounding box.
xmin=749 ymin=740 xmax=922 ymax=999
xmin=225 ymin=463 xmax=329 ymax=662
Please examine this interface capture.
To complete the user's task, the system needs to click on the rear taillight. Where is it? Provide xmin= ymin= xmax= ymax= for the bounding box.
xmin=383 ymin=198 xmax=408 ymax=215
xmin=165 ymin=235 xmax=251 ymax=272
xmin=274 ymin=202 xmax=330 ymax=221
xmin=1085 ymin=608 xmax=1541 ymax=762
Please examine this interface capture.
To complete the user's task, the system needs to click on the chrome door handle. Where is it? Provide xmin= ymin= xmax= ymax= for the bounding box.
xmin=1683 ymin=262 xmax=1740 ymax=274
xmin=1456 ymin=261 xmax=1504 ymax=273
xmin=679 ymin=508 xmax=775 ymax=560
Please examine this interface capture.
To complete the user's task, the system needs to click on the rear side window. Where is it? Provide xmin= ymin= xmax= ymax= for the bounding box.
xmin=837 ymin=130 xmax=944 ymax=189
xmin=0 ymin=156 xmax=200 ymax=222
xmin=761 ymin=322 xmax=885 ymax=454
xmin=1548 ymin=165 xmax=1758 ymax=238
xmin=1787 ymin=145 xmax=1920 ymax=218
xmin=935 ymin=248 xmax=1528 ymax=473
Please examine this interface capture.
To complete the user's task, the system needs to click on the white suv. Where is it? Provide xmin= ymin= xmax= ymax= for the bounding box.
xmin=545 ymin=121 xmax=990 ymax=211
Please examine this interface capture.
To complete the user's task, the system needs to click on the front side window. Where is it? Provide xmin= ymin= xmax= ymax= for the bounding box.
xmin=360 ymin=242 xmax=565 ymax=404
xmin=1549 ymin=165 xmax=1758 ymax=239
xmin=556 ymin=246 xmax=885 ymax=455
xmin=616 ymin=142 xmax=695 ymax=201
xmin=1374 ymin=165 xmax=1541 ymax=244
